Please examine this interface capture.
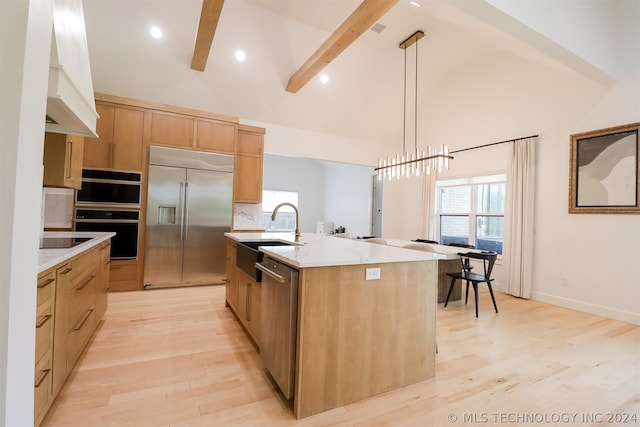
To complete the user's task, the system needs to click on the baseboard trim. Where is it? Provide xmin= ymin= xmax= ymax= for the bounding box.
xmin=530 ymin=291 xmax=640 ymax=325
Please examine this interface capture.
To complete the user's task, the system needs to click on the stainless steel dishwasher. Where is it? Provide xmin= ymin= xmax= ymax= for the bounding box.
xmin=256 ymin=256 xmax=299 ymax=399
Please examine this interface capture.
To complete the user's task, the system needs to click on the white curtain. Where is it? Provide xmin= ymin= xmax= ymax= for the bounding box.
xmin=503 ymin=138 xmax=536 ymax=298
xmin=421 ymin=171 xmax=438 ymax=240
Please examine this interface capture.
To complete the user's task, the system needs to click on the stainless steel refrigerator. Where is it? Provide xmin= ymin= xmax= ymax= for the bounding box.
xmin=144 ymin=146 xmax=233 ymax=289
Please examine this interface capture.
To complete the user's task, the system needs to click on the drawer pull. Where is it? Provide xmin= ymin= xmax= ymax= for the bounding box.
xmin=104 ymin=287 xmax=110 ymax=293
xmin=73 ymin=309 xmax=93 ymax=331
xmin=36 ymin=314 xmax=52 ymax=329
xmin=60 ymin=267 xmax=73 ymax=275
xmin=34 ymin=369 xmax=51 ymax=388
xmin=37 ymin=278 xmax=55 ymax=289
xmin=76 ymin=275 xmax=95 ymax=291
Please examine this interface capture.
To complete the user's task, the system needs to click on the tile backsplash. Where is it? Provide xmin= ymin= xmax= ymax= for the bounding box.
xmin=233 ymin=203 xmax=262 ymax=230
xmin=43 ymin=187 xmax=74 ymax=229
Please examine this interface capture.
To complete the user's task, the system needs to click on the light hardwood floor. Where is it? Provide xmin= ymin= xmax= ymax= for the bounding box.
xmin=42 ymin=285 xmax=639 ymax=427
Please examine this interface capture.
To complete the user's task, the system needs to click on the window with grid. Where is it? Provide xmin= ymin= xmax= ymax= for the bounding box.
xmin=262 ymin=190 xmax=299 ymax=231
xmin=436 ymin=175 xmax=506 ymax=254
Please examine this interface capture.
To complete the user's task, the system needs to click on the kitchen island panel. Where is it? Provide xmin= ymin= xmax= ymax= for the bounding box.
xmin=294 ymin=260 xmax=437 ymax=419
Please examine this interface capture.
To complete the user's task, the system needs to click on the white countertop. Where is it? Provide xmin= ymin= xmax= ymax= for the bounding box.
xmin=225 ymin=232 xmax=441 ymax=268
xmin=39 ymin=231 xmax=116 ymax=273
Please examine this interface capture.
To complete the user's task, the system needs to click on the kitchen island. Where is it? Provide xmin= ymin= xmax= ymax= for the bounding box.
xmin=225 ymin=232 xmax=439 ymax=419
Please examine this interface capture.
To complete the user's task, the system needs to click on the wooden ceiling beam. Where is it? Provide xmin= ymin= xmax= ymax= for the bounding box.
xmin=191 ymin=0 xmax=225 ymax=72
xmin=285 ymin=0 xmax=399 ymax=93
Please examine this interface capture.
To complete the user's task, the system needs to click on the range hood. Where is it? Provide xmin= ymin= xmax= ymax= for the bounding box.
xmin=46 ymin=0 xmax=98 ymax=138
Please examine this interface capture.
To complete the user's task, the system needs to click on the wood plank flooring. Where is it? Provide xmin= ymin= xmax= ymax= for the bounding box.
xmin=42 ymin=285 xmax=640 ymax=426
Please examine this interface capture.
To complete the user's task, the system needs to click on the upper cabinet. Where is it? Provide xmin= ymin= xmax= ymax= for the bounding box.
xmin=234 ymin=125 xmax=265 ymax=203
xmin=83 ymin=103 xmax=145 ymax=171
xmin=43 ymin=132 xmax=84 ymax=189
xmin=150 ymin=111 xmax=236 ymax=154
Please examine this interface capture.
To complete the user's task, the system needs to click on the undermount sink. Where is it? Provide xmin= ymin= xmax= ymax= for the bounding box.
xmin=236 ymin=240 xmax=294 ymax=282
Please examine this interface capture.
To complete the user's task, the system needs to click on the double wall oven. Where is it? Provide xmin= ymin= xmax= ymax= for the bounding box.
xmin=74 ymin=169 xmax=142 ymax=260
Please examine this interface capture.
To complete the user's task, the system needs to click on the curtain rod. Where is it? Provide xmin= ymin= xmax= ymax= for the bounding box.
xmin=449 ymin=134 xmax=538 ymax=154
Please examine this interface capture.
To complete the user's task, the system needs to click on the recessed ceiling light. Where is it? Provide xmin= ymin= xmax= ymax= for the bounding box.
xmin=320 ymin=74 xmax=329 ymax=84
xmin=150 ymin=26 xmax=163 ymax=39
xmin=409 ymin=1 xmax=422 ymax=7
xmin=235 ymin=50 xmax=246 ymax=62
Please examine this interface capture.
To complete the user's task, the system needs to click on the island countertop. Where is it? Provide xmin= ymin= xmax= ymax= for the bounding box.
xmin=39 ymin=231 xmax=115 ymax=273
xmin=224 ymin=232 xmax=440 ymax=268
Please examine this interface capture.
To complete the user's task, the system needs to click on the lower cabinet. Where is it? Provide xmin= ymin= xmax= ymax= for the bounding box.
xmin=236 ymin=272 xmax=261 ymax=346
xmin=35 ymin=239 xmax=111 ymax=427
xmin=34 ymin=269 xmax=56 ymax=426
xmin=225 ymin=238 xmax=261 ymax=347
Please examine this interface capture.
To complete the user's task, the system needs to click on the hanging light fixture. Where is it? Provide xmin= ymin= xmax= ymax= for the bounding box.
xmin=376 ymin=30 xmax=453 ymax=181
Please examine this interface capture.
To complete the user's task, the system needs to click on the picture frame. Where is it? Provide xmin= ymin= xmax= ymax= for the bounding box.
xmin=569 ymin=122 xmax=640 ymax=214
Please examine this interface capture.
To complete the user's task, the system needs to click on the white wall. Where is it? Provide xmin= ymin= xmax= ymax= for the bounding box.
xmin=383 ymin=50 xmax=639 ymax=324
xmin=321 ymin=161 xmax=374 ymax=237
xmin=0 ymin=1 xmax=53 ymax=425
xmin=263 ymin=155 xmax=374 ymax=237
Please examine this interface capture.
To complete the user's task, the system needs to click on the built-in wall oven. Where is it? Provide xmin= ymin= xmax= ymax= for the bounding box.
xmin=76 ymin=169 xmax=142 ymax=207
xmin=75 ymin=209 xmax=140 ymax=259
xmin=74 ymin=169 xmax=142 ymax=260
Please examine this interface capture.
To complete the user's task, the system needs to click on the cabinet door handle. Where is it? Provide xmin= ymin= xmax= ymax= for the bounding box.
xmin=76 ymin=275 xmax=95 ymax=291
xmin=66 ymin=140 xmax=72 ymax=179
xmin=73 ymin=309 xmax=93 ymax=331
xmin=36 ymin=314 xmax=52 ymax=329
xmin=37 ymin=278 xmax=55 ymax=289
xmin=246 ymin=282 xmax=251 ymax=322
xmin=60 ymin=267 xmax=73 ymax=275
xmin=104 ymin=287 xmax=110 ymax=293
xmin=34 ymin=369 xmax=51 ymax=388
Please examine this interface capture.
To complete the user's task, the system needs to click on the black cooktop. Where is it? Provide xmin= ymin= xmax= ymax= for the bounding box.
xmin=39 ymin=237 xmax=92 ymax=249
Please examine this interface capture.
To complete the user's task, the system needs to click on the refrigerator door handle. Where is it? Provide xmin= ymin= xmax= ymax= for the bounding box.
xmin=179 ymin=181 xmax=186 ymax=241
xmin=183 ymin=181 xmax=190 ymax=241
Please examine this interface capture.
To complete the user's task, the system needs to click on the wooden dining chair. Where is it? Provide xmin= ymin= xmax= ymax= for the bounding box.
xmin=444 ymin=251 xmax=498 ymax=317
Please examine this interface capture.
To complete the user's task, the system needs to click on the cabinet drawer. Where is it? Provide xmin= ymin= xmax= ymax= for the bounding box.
xmin=34 ymin=351 xmax=52 ymax=420
xmin=110 ymin=262 xmax=137 ymax=282
xmin=35 ymin=300 xmax=54 ymax=362
xmin=67 ymin=247 xmax=99 ymax=286
xmin=66 ymin=307 xmax=96 ymax=370
xmin=37 ymin=271 xmax=55 ymax=306
xmin=67 ymin=273 xmax=97 ymax=330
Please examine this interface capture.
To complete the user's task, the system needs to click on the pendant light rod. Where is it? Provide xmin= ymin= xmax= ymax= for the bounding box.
xmin=450 ymin=134 xmax=539 ymax=154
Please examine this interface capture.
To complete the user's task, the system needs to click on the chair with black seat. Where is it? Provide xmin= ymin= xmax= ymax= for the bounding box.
xmin=444 ymin=251 xmax=498 ymax=317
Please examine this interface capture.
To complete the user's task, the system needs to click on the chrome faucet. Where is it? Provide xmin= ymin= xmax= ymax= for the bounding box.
xmin=271 ymin=202 xmax=300 ymax=237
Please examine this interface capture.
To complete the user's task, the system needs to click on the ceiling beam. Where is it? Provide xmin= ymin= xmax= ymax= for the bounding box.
xmin=285 ymin=0 xmax=399 ymax=93
xmin=191 ymin=0 xmax=225 ymax=72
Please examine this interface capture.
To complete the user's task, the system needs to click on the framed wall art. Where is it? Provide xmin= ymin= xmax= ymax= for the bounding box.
xmin=569 ymin=122 xmax=640 ymax=214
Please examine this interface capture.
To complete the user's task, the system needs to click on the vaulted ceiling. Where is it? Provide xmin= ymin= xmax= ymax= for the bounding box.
xmin=82 ymin=0 xmax=620 ymax=148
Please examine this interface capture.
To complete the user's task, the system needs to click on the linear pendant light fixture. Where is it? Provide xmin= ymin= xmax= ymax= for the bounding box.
xmin=376 ymin=30 xmax=453 ymax=181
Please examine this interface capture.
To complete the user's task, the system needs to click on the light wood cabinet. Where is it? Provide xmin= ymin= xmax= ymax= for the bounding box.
xmin=225 ymin=239 xmax=239 ymax=311
xmin=235 ymin=271 xmax=261 ymax=346
xmin=108 ymin=260 xmax=139 ymax=292
xmin=150 ymin=111 xmax=236 ymax=154
xmin=95 ymin=242 xmax=111 ymax=320
xmin=196 ymin=119 xmax=236 ymax=153
xmin=83 ymin=103 xmax=145 ymax=171
xmin=43 ymin=132 xmax=84 ymax=189
xmin=34 ymin=269 xmax=56 ymax=427
xmin=225 ymin=238 xmax=261 ymax=347
xmin=234 ymin=125 xmax=264 ymax=203
xmin=53 ymin=246 xmax=99 ymax=394
xmin=38 ymin=239 xmax=111 ymax=426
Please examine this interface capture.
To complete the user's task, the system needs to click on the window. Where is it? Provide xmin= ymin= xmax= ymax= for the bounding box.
xmin=262 ymin=190 xmax=299 ymax=231
xmin=436 ymin=175 xmax=506 ymax=254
